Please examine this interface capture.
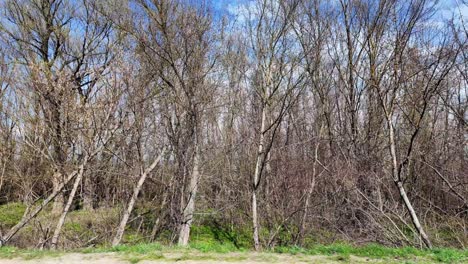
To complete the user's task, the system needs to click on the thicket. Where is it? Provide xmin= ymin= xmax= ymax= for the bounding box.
xmin=0 ymin=0 xmax=466 ymax=251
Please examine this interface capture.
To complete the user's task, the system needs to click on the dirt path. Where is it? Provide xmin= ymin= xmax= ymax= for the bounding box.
xmin=0 ymin=252 xmax=426 ymax=264
xmin=0 ymin=253 xmax=124 ymax=264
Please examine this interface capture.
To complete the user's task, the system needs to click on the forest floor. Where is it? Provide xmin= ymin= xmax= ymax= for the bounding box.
xmin=1 ymin=243 xmax=467 ymax=264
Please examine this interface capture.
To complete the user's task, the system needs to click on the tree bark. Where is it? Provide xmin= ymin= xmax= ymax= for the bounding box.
xmin=51 ymin=171 xmax=65 ymax=215
xmin=50 ymin=105 xmax=66 ymax=215
xmin=252 ymin=191 xmax=260 ymax=250
xmin=178 ymin=149 xmax=201 ymax=246
xmin=252 ymin=105 xmax=267 ymax=251
xmin=112 ymin=147 xmax=166 ymax=247
xmin=50 ymin=162 xmax=86 ymax=249
xmin=396 ymin=180 xmax=432 ymax=248
xmin=388 ymin=119 xmax=432 ymax=248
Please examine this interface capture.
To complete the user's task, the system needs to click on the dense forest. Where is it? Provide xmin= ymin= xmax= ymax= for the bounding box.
xmin=0 ymin=0 xmax=466 ymax=251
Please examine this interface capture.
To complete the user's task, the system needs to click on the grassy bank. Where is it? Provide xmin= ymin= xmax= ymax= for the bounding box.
xmin=1 ymin=205 xmax=467 ymax=263
xmin=0 ymin=242 xmax=467 ymax=263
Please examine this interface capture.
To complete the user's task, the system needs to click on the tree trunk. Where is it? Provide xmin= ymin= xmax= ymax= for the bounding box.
xmin=178 ymin=149 xmax=201 ymax=246
xmin=50 ymin=162 xmax=86 ymax=249
xmin=252 ymin=190 xmax=260 ymax=250
xmin=50 ymin=105 xmax=65 ymax=215
xmin=252 ymin=105 xmax=267 ymax=251
xmin=396 ymin=180 xmax=433 ymax=248
xmin=0 ymin=169 xmax=79 ymax=246
xmin=388 ymin=119 xmax=432 ymax=248
xmin=112 ymin=148 xmax=166 ymax=247
xmin=82 ymin=172 xmax=94 ymax=211
xmin=51 ymin=171 xmax=65 ymax=215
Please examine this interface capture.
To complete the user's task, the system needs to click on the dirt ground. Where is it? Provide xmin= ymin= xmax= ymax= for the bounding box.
xmin=0 ymin=252 xmax=429 ymax=264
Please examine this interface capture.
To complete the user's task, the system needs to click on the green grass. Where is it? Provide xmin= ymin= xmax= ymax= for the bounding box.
xmin=273 ymin=243 xmax=468 ymax=263
xmin=0 ymin=246 xmax=63 ymax=259
xmin=109 ymin=243 xmax=163 ymax=254
xmin=2 ymin=242 xmax=467 ymax=263
xmin=1 ymin=218 xmax=467 ymax=263
xmin=1 ymin=203 xmax=466 ymax=263
xmin=189 ymin=224 xmax=251 ymax=250
xmin=189 ymin=240 xmax=246 ymax=253
xmin=0 ymin=203 xmax=26 ymax=227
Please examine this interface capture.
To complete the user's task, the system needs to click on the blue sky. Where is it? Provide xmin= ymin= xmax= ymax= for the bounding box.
xmin=437 ymin=0 xmax=468 ymax=18
xmin=212 ymin=0 xmax=246 ymax=11
xmin=211 ymin=0 xmax=248 ymax=20
xmin=212 ymin=0 xmax=468 ymax=21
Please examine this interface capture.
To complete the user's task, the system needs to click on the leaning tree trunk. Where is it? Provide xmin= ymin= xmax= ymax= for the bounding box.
xmin=112 ymin=148 xmax=166 ymax=247
xmin=50 ymin=162 xmax=86 ymax=249
xmin=0 ymin=169 xmax=79 ymax=247
xmin=178 ymin=148 xmax=201 ymax=246
xmin=396 ymin=180 xmax=432 ymax=248
xmin=387 ymin=119 xmax=432 ymax=248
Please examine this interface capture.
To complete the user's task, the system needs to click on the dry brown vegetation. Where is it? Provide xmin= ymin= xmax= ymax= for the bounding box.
xmin=0 ymin=0 xmax=467 ymax=251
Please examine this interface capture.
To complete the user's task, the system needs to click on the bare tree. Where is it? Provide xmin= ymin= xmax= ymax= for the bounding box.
xmin=368 ymin=0 xmax=459 ymax=248
xmin=0 ymin=0 xmax=114 ymax=214
xmin=0 ymin=0 xmax=466 ymax=251
xmin=112 ymin=147 xmax=166 ymax=246
xmin=244 ymin=0 xmax=305 ymax=250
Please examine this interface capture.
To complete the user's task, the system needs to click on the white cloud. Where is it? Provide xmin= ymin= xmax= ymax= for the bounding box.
xmin=226 ymin=0 xmax=257 ymax=24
